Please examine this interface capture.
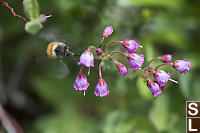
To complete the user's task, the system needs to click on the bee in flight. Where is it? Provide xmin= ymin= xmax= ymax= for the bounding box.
xmin=46 ymin=41 xmax=74 ymax=60
xmin=41 ymin=41 xmax=78 ymax=78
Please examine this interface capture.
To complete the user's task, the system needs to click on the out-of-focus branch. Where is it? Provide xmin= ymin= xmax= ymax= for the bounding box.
xmin=0 ymin=0 xmax=28 ymax=23
xmin=0 ymin=104 xmax=24 ymax=133
xmin=5 ymin=41 xmax=32 ymax=109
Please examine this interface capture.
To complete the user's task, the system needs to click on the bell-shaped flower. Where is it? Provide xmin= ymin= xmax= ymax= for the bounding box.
xmin=73 ymin=71 xmax=90 ymax=91
xmin=173 ymin=59 xmax=190 ymax=74
xmin=77 ymin=48 xmax=94 ymax=68
xmin=154 ymin=70 xmax=171 ymax=88
xmin=122 ymin=40 xmax=141 ymax=53
xmin=116 ymin=62 xmax=127 ymax=76
xmin=147 ymin=80 xmax=162 ymax=97
xmin=127 ymin=53 xmax=144 ymax=70
xmin=94 ymin=78 xmax=109 ymax=97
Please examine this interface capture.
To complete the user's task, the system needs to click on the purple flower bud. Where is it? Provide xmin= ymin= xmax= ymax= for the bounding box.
xmin=173 ymin=59 xmax=191 ymax=74
xmin=102 ymin=26 xmax=113 ymax=38
xmin=77 ymin=49 xmax=94 ymax=68
xmin=122 ymin=40 xmax=141 ymax=53
xmin=161 ymin=54 xmax=172 ymax=63
xmin=73 ymin=71 xmax=90 ymax=91
xmin=147 ymin=80 xmax=162 ymax=97
xmin=116 ymin=62 xmax=128 ymax=76
xmin=127 ymin=53 xmax=144 ymax=70
xmin=154 ymin=70 xmax=171 ymax=87
xmin=94 ymin=78 xmax=109 ymax=97
xmin=38 ymin=14 xmax=51 ymax=23
xmin=96 ymin=48 xmax=102 ymax=55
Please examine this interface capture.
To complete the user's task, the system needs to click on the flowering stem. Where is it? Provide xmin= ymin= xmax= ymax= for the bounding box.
xmin=88 ymin=45 xmax=97 ymax=51
xmin=111 ymin=51 xmax=128 ymax=57
xmin=99 ymin=64 xmax=102 ymax=79
xmin=155 ymin=63 xmax=173 ymax=70
xmin=144 ymin=72 xmax=151 ymax=81
xmin=99 ymin=62 xmax=104 ymax=79
xmin=94 ymin=56 xmax=101 ymax=60
xmin=0 ymin=0 xmax=28 ymax=23
xmin=108 ymin=55 xmax=118 ymax=64
xmin=80 ymin=65 xmax=83 ymax=73
xmin=104 ymin=41 xmax=123 ymax=53
xmin=145 ymin=68 xmax=155 ymax=73
xmin=98 ymin=37 xmax=105 ymax=48
xmin=147 ymin=57 xmax=162 ymax=66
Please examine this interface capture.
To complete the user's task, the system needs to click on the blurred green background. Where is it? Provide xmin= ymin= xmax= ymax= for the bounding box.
xmin=0 ymin=0 xmax=200 ymax=132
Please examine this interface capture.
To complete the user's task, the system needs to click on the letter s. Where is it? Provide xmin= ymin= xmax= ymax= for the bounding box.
xmin=188 ymin=103 xmax=198 ymax=116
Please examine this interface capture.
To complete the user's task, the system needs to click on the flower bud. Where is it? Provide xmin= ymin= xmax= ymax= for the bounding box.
xmin=116 ymin=62 xmax=127 ymax=76
xmin=94 ymin=78 xmax=109 ymax=97
xmin=154 ymin=70 xmax=171 ymax=88
xmin=38 ymin=14 xmax=51 ymax=23
xmin=127 ymin=53 xmax=144 ymax=70
xmin=122 ymin=40 xmax=141 ymax=53
xmin=161 ymin=54 xmax=172 ymax=63
xmin=102 ymin=26 xmax=113 ymax=38
xmin=73 ymin=71 xmax=89 ymax=91
xmin=173 ymin=59 xmax=190 ymax=74
xmin=147 ymin=80 xmax=162 ymax=97
xmin=77 ymin=48 xmax=94 ymax=68
xmin=96 ymin=48 xmax=102 ymax=55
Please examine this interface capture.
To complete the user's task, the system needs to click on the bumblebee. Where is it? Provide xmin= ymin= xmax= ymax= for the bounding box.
xmin=47 ymin=42 xmax=72 ymax=59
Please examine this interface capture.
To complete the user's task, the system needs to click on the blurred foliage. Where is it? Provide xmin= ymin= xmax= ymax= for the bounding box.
xmin=0 ymin=0 xmax=200 ymax=133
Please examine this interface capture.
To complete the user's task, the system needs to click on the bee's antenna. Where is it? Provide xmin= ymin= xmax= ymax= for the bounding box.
xmin=71 ymin=52 xmax=80 ymax=57
xmin=71 ymin=52 xmax=78 ymax=61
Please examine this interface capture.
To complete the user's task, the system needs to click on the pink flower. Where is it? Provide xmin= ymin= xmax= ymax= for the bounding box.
xmin=147 ymin=80 xmax=162 ymax=97
xmin=127 ymin=53 xmax=144 ymax=70
xmin=154 ymin=70 xmax=171 ymax=88
xmin=116 ymin=62 xmax=127 ymax=76
xmin=122 ymin=40 xmax=141 ymax=53
xmin=73 ymin=71 xmax=90 ymax=91
xmin=77 ymin=49 xmax=94 ymax=68
xmin=102 ymin=26 xmax=113 ymax=38
xmin=94 ymin=78 xmax=109 ymax=97
xmin=173 ymin=59 xmax=190 ymax=74
xmin=161 ymin=54 xmax=172 ymax=63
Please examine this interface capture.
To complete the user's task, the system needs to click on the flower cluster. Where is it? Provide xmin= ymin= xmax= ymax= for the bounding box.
xmin=73 ymin=26 xmax=191 ymax=97
xmin=145 ymin=55 xmax=190 ymax=97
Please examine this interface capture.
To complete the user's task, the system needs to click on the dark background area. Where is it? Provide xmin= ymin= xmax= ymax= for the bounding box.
xmin=0 ymin=0 xmax=200 ymax=132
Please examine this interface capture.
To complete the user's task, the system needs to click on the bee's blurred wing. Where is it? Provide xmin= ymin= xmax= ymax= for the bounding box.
xmin=36 ymin=58 xmax=70 ymax=79
xmin=39 ymin=27 xmax=69 ymax=43
xmin=55 ymin=61 xmax=70 ymax=79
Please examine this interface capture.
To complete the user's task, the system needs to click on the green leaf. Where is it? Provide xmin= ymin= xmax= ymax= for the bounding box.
xmin=23 ymin=0 xmax=40 ymax=20
xmin=149 ymin=94 xmax=170 ymax=132
xmin=25 ymin=21 xmax=43 ymax=35
xmin=101 ymin=110 xmax=134 ymax=133
xmin=133 ymin=116 xmax=156 ymax=133
xmin=30 ymin=105 xmax=98 ymax=133
xmin=31 ymin=75 xmax=73 ymax=105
